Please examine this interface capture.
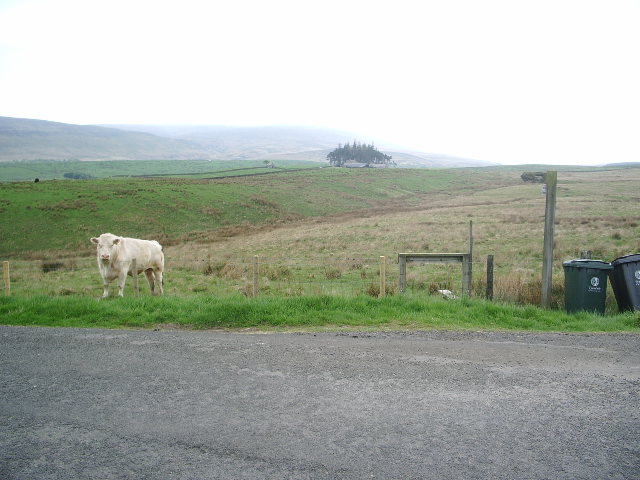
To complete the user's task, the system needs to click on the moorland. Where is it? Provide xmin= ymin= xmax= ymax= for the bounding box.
xmin=1 ymin=160 xmax=639 ymax=331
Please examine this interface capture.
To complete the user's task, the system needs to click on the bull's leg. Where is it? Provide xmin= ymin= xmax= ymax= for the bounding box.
xmin=116 ymin=269 xmax=128 ymax=297
xmin=156 ymin=270 xmax=164 ymax=295
xmin=101 ymin=279 xmax=110 ymax=298
xmin=145 ymin=269 xmax=155 ymax=294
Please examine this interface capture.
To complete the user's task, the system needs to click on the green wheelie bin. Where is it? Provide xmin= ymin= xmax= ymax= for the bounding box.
xmin=609 ymin=254 xmax=640 ymax=312
xmin=562 ymin=259 xmax=612 ymax=314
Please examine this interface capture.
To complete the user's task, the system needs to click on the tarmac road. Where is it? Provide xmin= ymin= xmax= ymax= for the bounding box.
xmin=1 ymin=326 xmax=639 ymax=479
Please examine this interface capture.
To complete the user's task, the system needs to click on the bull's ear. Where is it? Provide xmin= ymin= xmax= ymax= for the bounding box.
xmin=113 ymin=238 xmax=121 ymax=245
xmin=91 ymin=237 xmax=99 ymax=244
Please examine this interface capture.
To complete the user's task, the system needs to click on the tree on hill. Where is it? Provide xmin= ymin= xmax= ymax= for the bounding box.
xmin=327 ymin=141 xmax=392 ymax=167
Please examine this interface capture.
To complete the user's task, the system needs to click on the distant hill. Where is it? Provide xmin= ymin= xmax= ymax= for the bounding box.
xmin=0 ymin=116 xmax=495 ymax=167
xmin=104 ymin=124 xmax=358 ymax=160
xmin=103 ymin=124 xmax=496 ymax=167
xmin=0 ymin=117 xmax=207 ymax=161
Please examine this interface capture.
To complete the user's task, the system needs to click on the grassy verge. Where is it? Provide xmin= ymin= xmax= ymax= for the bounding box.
xmin=1 ymin=295 xmax=638 ymax=332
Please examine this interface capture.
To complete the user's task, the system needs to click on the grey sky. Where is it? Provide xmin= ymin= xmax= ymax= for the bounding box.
xmin=1 ymin=0 xmax=638 ymax=165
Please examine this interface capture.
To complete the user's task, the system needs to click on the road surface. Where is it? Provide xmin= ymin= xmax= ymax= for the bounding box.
xmin=1 ymin=326 xmax=639 ymax=479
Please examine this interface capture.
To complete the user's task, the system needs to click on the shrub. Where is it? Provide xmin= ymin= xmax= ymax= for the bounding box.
xmin=203 ymin=260 xmax=225 ymax=276
xmin=366 ymin=283 xmax=395 ymax=297
xmin=366 ymin=283 xmax=380 ymax=297
xmin=220 ymin=263 xmax=245 ymax=280
xmin=42 ymin=261 xmax=64 ymax=273
xmin=324 ymin=268 xmax=342 ymax=279
xmin=263 ymin=265 xmax=292 ymax=281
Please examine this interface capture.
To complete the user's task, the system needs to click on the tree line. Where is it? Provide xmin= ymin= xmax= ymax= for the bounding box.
xmin=327 ymin=141 xmax=392 ymax=167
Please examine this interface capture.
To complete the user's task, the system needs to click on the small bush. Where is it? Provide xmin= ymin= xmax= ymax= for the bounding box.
xmin=263 ymin=265 xmax=292 ymax=281
xmin=366 ymin=283 xmax=395 ymax=297
xmin=324 ymin=268 xmax=342 ymax=279
xmin=42 ymin=261 xmax=64 ymax=273
xmin=203 ymin=261 xmax=225 ymax=276
xmin=366 ymin=283 xmax=380 ymax=297
xmin=219 ymin=263 xmax=245 ymax=280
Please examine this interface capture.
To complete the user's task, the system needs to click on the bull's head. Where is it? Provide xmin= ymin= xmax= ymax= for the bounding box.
xmin=90 ymin=234 xmax=121 ymax=261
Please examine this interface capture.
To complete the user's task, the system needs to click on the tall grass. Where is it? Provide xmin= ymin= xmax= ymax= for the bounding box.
xmin=1 ymin=294 xmax=638 ymax=332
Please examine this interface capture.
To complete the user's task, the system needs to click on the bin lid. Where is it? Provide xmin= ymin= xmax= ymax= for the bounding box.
xmin=611 ymin=253 xmax=640 ymax=266
xmin=562 ymin=259 xmax=612 ymax=270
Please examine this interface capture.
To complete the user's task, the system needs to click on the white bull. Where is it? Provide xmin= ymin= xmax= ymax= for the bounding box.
xmin=90 ymin=233 xmax=164 ymax=297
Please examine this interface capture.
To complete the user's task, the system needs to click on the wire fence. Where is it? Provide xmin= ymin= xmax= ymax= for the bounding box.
xmin=1 ymin=255 xmax=483 ymax=300
xmin=3 ymin=255 xmax=627 ymax=313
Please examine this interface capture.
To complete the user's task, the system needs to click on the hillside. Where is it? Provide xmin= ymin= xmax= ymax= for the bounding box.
xmin=0 ymin=116 xmax=493 ymax=167
xmin=0 ymin=167 xmax=507 ymax=256
xmin=0 ymin=117 xmax=207 ymax=161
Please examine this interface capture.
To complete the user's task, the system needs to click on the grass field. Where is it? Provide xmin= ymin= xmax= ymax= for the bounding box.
xmin=0 ymin=166 xmax=501 ymax=255
xmin=1 ymin=162 xmax=639 ymax=330
xmin=0 ymin=159 xmax=319 ymax=182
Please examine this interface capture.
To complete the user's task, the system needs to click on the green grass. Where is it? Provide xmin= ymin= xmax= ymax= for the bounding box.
xmin=0 ymin=167 xmax=505 ymax=256
xmin=0 ymin=159 xmax=319 ymax=182
xmin=1 ymin=294 xmax=638 ymax=332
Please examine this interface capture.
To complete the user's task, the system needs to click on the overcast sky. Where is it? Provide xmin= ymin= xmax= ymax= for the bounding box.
xmin=1 ymin=0 xmax=638 ymax=165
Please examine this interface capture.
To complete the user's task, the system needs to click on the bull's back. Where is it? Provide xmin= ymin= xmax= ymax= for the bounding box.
xmin=122 ymin=237 xmax=164 ymax=270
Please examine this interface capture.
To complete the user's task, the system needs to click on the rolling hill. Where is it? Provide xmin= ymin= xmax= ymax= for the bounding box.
xmin=0 ymin=116 xmax=494 ymax=167
xmin=0 ymin=117 xmax=207 ymax=161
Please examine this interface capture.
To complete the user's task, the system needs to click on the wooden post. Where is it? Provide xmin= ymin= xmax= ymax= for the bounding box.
xmin=468 ymin=220 xmax=473 ymax=294
xmin=462 ymin=254 xmax=471 ymax=296
xmin=253 ymin=255 xmax=259 ymax=298
xmin=486 ymin=255 xmax=494 ymax=300
xmin=131 ymin=259 xmax=139 ymax=296
xmin=398 ymin=255 xmax=407 ymax=293
xmin=3 ymin=261 xmax=10 ymax=296
xmin=379 ymin=256 xmax=386 ymax=298
xmin=541 ymin=171 xmax=557 ymax=308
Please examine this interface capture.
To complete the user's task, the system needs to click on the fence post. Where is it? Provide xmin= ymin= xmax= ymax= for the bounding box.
xmin=253 ymin=255 xmax=259 ymax=298
xmin=541 ymin=170 xmax=557 ymax=308
xmin=486 ymin=255 xmax=494 ymax=300
xmin=468 ymin=220 xmax=473 ymax=292
xmin=3 ymin=261 xmax=9 ymax=296
xmin=379 ymin=256 xmax=386 ymax=298
xmin=398 ymin=255 xmax=406 ymax=293
xmin=132 ymin=259 xmax=139 ymax=296
xmin=462 ymin=254 xmax=472 ymax=297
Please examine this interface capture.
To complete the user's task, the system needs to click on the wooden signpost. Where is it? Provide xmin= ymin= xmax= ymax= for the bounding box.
xmin=541 ymin=171 xmax=557 ymax=308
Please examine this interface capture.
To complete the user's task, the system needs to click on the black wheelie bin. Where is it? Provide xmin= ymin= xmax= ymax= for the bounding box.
xmin=563 ymin=259 xmax=612 ymax=314
xmin=609 ymin=254 xmax=640 ymax=312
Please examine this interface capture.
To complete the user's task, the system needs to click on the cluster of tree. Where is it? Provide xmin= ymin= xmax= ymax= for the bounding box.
xmin=327 ymin=141 xmax=392 ymax=167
